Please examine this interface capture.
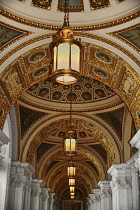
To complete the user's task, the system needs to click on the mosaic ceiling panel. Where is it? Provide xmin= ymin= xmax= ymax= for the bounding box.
xmin=97 ymin=107 xmax=124 ymax=139
xmin=27 ymin=76 xmax=116 ymax=103
xmin=109 ymin=24 xmax=140 ymax=53
xmin=90 ymin=0 xmax=110 ymax=10
xmin=58 ymin=0 xmax=84 ymax=12
xmin=19 ymin=105 xmax=46 ymax=137
xmin=31 ymin=0 xmax=52 ymax=9
xmin=0 ymin=22 xmax=26 ymax=52
xmin=90 ymin=144 xmax=107 ymax=163
xmin=37 ymin=142 xmax=54 ymax=161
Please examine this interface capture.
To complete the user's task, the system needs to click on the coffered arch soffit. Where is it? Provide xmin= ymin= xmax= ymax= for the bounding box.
xmin=0 ymin=40 xmax=140 ymax=131
xmin=19 ymin=113 xmax=121 ymax=166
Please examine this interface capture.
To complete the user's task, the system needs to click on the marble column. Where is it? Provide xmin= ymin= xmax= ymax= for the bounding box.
xmin=48 ymin=192 xmax=54 ymax=210
xmin=23 ymin=180 xmax=32 ymax=210
xmin=92 ymin=189 xmax=101 ymax=210
xmin=8 ymin=162 xmax=29 ymax=210
xmin=87 ymin=197 xmax=92 ymax=210
xmin=53 ymin=196 xmax=59 ymax=210
xmin=98 ymin=180 xmax=112 ymax=210
xmin=108 ymin=163 xmax=132 ymax=210
xmin=41 ymin=188 xmax=50 ymax=210
xmin=0 ymin=130 xmax=10 ymax=209
xmin=30 ymin=179 xmax=45 ymax=210
xmin=130 ymin=130 xmax=140 ymax=210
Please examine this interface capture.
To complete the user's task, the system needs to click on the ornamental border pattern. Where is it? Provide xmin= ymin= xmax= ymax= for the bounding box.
xmin=1 ymin=9 xmax=139 ymax=31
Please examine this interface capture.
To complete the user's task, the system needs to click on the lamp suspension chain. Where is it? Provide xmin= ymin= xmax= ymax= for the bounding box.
xmin=63 ymin=0 xmax=69 ymax=27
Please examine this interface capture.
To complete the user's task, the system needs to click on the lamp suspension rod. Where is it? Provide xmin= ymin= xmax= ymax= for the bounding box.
xmin=63 ymin=0 xmax=69 ymax=27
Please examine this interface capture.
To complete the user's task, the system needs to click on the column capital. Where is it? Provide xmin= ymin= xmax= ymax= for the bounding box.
xmin=0 ymin=130 xmax=9 ymax=167
xmin=110 ymin=177 xmax=132 ymax=189
xmin=134 ymin=154 xmax=140 ymax=174
xmin=42 ymin=188 xmax=50 ymax=201
xmin=130 ymin=130 xmax=140 ymax=150
xmin=0 ymin=129 xmax=9 ymax=146
xmin=108 ymin=163 xmax=131 ymax=177
xmin=98 ymin=180 xmax=111 ymax=198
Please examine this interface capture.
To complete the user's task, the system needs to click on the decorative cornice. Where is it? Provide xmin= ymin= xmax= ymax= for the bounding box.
xmin=1 ymin=9 xmax=139 ymax=31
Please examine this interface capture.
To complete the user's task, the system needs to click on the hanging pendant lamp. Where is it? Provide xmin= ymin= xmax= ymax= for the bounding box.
xmin=67 ymin=161 xmax=76 ymax=178
xmin=50 ymin=0 xmax=82 ymax=85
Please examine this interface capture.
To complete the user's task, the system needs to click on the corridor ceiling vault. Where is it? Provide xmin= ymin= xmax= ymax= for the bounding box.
xmin=0 ymin=0 xmax=140 ymax=199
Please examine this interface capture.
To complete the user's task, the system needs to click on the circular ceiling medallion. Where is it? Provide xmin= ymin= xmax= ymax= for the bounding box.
xmin=94 ymin=69 xmax=108 ymax=78
xmin=96 ymin=52 xmax=111 ymax=63
xmin=34 ymin=67 xmax=49 ymax=77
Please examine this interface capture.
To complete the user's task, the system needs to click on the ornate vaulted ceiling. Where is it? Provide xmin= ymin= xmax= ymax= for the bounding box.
xmin=0 ymin=0 xmax=140 ymax=200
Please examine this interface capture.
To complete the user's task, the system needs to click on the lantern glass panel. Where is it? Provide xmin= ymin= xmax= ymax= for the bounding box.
xmin=69 ymin=178 xmax=75 ymax=186
xmin=54 ymin=47 xmax=57 ymax=71
xmin=70 ymin=186 xmax=75 ymax=193
xmin=71 ymin=44 xmax=80 ymax=71
xmin=57 ymin=43 xmax=69 ymax=70
xmin=56 ymin=75 xmax=76 ymax=84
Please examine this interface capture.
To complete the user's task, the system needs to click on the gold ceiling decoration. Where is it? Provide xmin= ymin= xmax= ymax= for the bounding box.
xmin=1 ymin=9 xmax=139 ymax=31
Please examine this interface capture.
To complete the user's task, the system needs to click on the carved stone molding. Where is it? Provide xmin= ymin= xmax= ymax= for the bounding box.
xmin=134 ymin=155 xmax=140 ymax=174
xmin=110 ymin=177 xmax=132 ymax=189
xmin=101 ymin=189 xmax=112 ymax=198
xmin=31 ymin=187 xmax=41 ymax=197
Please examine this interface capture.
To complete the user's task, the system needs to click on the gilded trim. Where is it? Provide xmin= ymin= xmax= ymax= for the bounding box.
xmin=1 ymin=9 xmax=139 ymax=31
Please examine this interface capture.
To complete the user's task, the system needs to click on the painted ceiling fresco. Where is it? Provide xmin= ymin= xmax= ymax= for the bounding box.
xmin=19 ymin=105 xmax=46 ymax=137
xmin=27 ymin=76 xmax=116 ymax=103
xmin=0 ymin=23 xmax=24 ymax=52
xmin=110 ymin=24 xmax=140 ymax=53
xmin=22 ymin=0 xmax=125 ymax=11
xmin=31 ymin=0 xmax=52 ymax=9
xmin=90 ymin=0 xmax=110 ymax=10
xmin=97 ymin=107 xmax=125 ymax=139
xmin=58 ymin=0 xmax=84 ymax=12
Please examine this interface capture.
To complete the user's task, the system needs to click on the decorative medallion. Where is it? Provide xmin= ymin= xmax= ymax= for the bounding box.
xmin=93 ymin=69 xmax=108 ymax=78
xmin=29 ymin=51 xmax=46 ymax=62
xmin=90 ymin=0 xmax=110 ymax=10
xmin=34 ymin=67 xmax=49 ymax=77
xmin=31 ymin=0 xmax=52 ymax=9
xmin=58 ymin=0 xmax=84 ymax=12
xmin=96 ymin=52 xmax=111 ymax=63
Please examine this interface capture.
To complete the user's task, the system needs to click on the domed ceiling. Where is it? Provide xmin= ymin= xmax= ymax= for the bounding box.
xmin=0 ymin=0 xmax=139 ymax=203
